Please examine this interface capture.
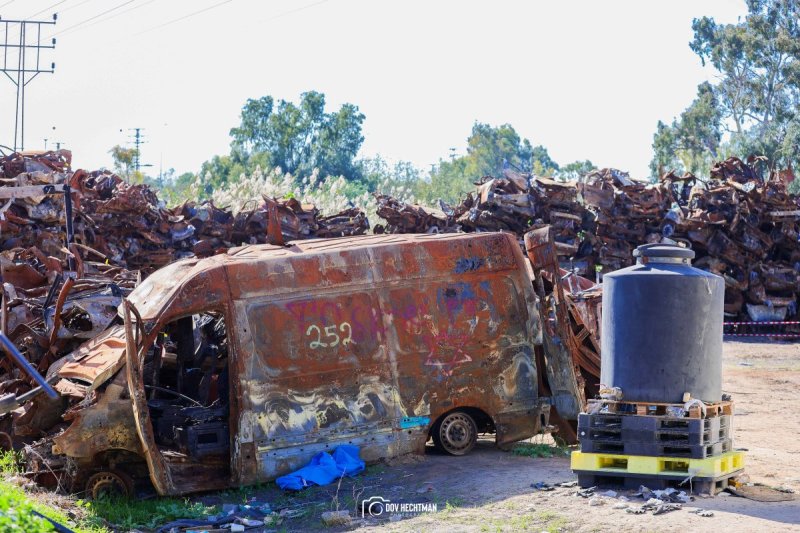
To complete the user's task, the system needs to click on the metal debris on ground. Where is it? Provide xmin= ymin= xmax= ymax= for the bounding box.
xmin=652 ymin=502 xmax=683 ymax=515
xmin=651 ymin=487 xmax=692 ymax=503
xmin=320 ymin=510 xmax=352 ymax=527
xmin=588 ymin=496 xmax=605 ymax=506
xmin=154 ymin=499 xmax=274 ymax=533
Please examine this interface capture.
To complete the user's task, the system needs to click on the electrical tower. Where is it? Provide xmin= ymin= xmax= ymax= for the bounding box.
xmin=129 ymin=127 xmax=145 ymax=172
xmin=0 ymin=14 xmax=57 ymax=151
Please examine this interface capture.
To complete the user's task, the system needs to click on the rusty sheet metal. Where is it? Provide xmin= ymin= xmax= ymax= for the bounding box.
xmin=220 ymin=232 xmax=544 ymax=484
xmin=51 ymin=369 xmax=141 ymax=460
xmin=48 ymin=325 xmax=126 ymax=391
xmin=123 ymin=299 xmax=174 ymax=496
xmin=524 ymin=227 xmax=587 ymax=422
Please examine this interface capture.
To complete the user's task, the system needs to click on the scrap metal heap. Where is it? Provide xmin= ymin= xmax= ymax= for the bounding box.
xmin=375 ymin=157 xmax=800 ymax=324
xmin=0 ymin=150 xmax=368 ymax=453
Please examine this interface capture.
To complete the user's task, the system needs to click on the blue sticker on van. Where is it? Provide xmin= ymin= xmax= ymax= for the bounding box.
xmin=400 ymin=416 xmax=430 ymax=429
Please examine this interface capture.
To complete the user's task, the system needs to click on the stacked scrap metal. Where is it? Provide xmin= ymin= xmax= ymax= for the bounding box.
xmin=375 ymin=158 xmax=800 ymax=322
xmin=373 ymin=194 xmax=457 ymax=234
xmin=0 ymin=157 xmax=369 ymax=272
xmin=0 ymin=150 xmax=368 ymax=426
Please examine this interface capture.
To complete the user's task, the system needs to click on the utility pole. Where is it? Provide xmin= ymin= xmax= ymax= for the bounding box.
xmin=129 ymin=127 xmax=145 ymax=172
xmin=0 ymin=14 xmax=57 ymax=151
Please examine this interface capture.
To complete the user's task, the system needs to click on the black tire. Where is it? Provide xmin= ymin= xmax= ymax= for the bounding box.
xmin=432 ymin=410 xmax=478 ymax=456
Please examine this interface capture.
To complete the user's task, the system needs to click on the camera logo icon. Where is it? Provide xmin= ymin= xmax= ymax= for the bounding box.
xmin=362 ymin=496 xmax=390 ymax=517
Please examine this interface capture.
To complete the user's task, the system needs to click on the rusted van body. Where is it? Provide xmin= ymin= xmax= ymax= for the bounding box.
xmin=47 ymin=232 xmax=564 ymax=496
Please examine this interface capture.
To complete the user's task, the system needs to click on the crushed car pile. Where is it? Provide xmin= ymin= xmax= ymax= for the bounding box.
xmin=375 ymin=157 xmax=800 ymax=323
xmin=0 ymin=150 xmax=368 ymax=457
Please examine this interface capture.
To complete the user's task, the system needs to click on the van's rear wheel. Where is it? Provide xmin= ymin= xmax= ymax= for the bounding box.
xmin=432 ymin=411 xmax=477 ymax=455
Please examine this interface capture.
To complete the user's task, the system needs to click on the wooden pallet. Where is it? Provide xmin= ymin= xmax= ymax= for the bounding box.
xmin=586 ymin=399 xmax=733 ymax=419
xmin=574 ymin=469 xmax=743 ymax=495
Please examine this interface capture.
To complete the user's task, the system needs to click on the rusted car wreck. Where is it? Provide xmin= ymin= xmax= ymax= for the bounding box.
xmin=10 ymin=231 xmax=588 ymax=497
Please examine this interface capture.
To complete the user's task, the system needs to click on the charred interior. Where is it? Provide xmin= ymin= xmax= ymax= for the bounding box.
xmin=144 ymin=311 xmax=231 ymax=463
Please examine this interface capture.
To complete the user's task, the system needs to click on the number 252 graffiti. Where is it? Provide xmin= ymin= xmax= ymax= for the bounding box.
xmin=306 ymin=322 xmax=354 ymax=349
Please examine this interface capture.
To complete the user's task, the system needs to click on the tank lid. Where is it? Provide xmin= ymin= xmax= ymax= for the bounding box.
xmin=633 ymin=243 xmax=695 ymax=260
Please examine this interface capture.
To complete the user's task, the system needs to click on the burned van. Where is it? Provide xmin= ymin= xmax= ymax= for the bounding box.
xmin=39 ymin=232 xmax=574 ymax=496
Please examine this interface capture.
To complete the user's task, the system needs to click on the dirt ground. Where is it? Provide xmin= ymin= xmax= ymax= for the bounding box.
xmin=221 ymin=340 xmax=800 ymax=533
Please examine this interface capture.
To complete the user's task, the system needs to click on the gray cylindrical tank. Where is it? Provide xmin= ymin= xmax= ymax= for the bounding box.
xmin=600 ymin=243 xmax=724 ymax=403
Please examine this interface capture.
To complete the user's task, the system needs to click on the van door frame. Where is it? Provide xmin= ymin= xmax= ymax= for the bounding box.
xmin=123 ymin=299 xmax=174 ymax=495
xmin=123 ymin=298 xmax=237 ymax=496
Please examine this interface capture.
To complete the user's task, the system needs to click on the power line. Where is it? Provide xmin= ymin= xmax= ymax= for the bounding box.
xmin=57 ymin=0 xmax=158 ymax=37
xmin=257 ymin=0 xmax=330 ymax=24
xmin=59 ymin=0 xmax=99 ymax=15
xmin=51 ymin=0 xmax=135 ymax=37
xmin=26 ymin=0 xmax=67 ymax=19
xmin=133 ymin=0 xmax=233 ymax=37
xmin=0 ymin=1 xmax=15 ymax=10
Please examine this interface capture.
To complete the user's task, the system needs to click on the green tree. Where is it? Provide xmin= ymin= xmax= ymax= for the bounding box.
xmin=109 ymin=145 xmax=142 ymax=182
xmin=463 ymin=122 xmax=534 ymax=176
xmin=650 ymin=82 xmax=723 ymax=178
xmin=228 ymin=91 xmax=365 ymax=183
xmin=357 ymin=156 xmax=422 ymax=194
xmin=652 ymin=0 xmax=800 ymax=179
xmin=413 ymin=123 xmax=561 ymax=204
xmin=690 ymin=1 xmax=800 ymax=140
xmin=557 ymin=160 xmax=597 ymax=181
xmin=145 ymin=169 xmax=199 ymax=206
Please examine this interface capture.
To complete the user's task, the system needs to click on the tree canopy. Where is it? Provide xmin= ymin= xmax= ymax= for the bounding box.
xmin=651 ymin=0 xmax=800 ymax=182
xmin=418 ymin=122 xmax=560 ymax=203
xmin=204 ymin=91 xmax=365 ymax=187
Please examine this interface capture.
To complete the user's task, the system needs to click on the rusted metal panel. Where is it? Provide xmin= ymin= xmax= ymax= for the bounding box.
xmin=524 ymin=227 xmax=587 ymax=421
xmin=51 ymin=370 xmax=141 ymax=459
xmin=48 ymin=325 xmax=126 ymax=390
xmin=123 ymin=300 xmax=173 ymax=495
xmin=223 ymin=232 xmax=545 ymax=482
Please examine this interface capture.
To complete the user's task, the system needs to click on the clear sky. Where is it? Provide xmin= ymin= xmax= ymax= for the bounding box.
xmin=0 ymin=0 xmax=747 ymax=180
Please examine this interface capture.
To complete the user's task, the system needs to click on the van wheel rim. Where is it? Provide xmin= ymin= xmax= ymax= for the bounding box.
xmin=439 ymin=413 xmax=474 ymax=454
xmin=87 ymin=471 xmax=131 ymax=499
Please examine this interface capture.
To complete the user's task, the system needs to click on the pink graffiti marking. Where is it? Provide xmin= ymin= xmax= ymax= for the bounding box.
xmin=424 ymin=332 xmax=472 ymax=376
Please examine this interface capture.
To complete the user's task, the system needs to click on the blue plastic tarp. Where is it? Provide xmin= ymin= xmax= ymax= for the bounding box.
xmin=276 ymin=445 xmax=365 ymax=490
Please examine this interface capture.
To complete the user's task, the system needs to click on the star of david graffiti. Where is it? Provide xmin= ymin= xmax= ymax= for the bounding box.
xmin=424 ymin=332 xmax=472 ymax=376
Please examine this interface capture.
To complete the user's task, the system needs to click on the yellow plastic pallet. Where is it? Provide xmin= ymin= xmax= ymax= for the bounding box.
xmin=570 ymin=450 xmax=745 ymax=478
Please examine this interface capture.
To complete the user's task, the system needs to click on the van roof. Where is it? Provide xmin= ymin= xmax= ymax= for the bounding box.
xmin=128 ymin=232 xmax=519 ymax=320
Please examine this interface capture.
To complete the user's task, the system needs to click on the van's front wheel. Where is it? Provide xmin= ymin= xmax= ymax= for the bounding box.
xmin=432 ymin=411 xmax=477 ymax=456
xmin=86 ymin=470 xmax=133 ymax=499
